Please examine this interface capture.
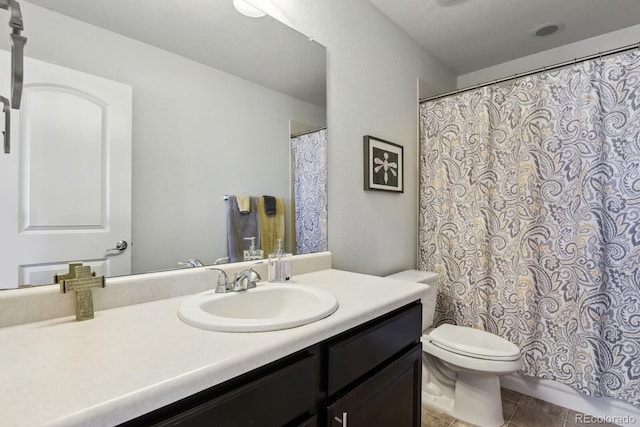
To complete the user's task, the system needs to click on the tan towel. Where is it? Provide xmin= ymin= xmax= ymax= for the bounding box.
xmin=237 ymin=194 xmax=250 ymax=213
xmin=258 ymin=197 xmax=284 ymax=255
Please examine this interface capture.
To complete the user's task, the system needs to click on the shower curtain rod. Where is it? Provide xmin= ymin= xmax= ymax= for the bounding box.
xmin=290 ymin=126 xmax=327 ymax=138
xmin=420 ymin=41 xmax=640 ymax=103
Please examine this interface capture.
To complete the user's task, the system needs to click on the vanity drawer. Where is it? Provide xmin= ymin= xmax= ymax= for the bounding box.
xmin=327 ymin=302 xmax=421 ymax=396
xmin=153 ymin=354 xmax=317 ymax=427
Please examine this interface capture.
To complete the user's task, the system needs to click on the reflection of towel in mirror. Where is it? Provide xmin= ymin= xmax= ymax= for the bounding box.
xmin=227 ymin=196 xmax=260 ymax=262
xmin=262 ymin=195 xmax=277 ymax=215
xmin=258 ymin=196 xmax=284 ymax=255
xmin=237 ymin=194 xmax=250 ymax=213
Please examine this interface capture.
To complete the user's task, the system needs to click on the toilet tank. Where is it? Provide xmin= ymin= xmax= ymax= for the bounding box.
xmin=385 ymin=270 xmax=439 ymax=331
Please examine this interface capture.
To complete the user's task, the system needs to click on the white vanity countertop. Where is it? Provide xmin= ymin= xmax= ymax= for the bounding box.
xmin=0 ymin=269 xmax=429 ymax=427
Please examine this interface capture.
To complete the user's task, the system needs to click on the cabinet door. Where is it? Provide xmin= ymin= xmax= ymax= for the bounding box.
xmin=326 ymin=344 xmax=421 ymax=427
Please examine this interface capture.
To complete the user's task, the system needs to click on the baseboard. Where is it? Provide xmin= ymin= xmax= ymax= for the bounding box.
xmin=501 ymin=374 xmax=640 ymax=427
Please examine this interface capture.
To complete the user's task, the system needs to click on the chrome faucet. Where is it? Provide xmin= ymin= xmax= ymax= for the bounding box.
xmin=178 ymin=258 xmax=204 ymax=268
xmin=206 ymin=267 xmax=232 ymax=293
xmin=206 ymin=263 xmax=262 ymax=293
xmin=232 ymin=264 xmax=262 ymax=291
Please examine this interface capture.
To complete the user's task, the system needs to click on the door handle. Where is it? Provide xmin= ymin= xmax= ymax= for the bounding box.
xmin=106 ymin=240 xmax=128 ymax=252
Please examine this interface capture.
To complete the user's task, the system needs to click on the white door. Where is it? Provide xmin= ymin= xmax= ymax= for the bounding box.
xmin=0 ymin=53 xmax=132 ymax=288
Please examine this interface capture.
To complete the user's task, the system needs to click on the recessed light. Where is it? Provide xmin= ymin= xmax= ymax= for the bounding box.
xmin=233 ymin=0 xmax=266 ymax=18
xmin=531 ymin=21 xmax=564 ymax=38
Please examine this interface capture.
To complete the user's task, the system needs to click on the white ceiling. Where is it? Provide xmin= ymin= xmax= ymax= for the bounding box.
xmin=24 ymin=0 xmax=326 ymax=107
xmin=22 ymin=0 xmax=640 ymax=96
xmin=369 ymin=0 xmax=640 ymax=75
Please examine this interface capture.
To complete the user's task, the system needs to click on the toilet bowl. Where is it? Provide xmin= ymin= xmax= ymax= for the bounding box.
xmin=386 ymin=270 xmax=522 ymax=427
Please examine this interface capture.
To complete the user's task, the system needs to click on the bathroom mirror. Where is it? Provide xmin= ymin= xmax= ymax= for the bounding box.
xmin=0 ymin=0 xmax=327 ymax=289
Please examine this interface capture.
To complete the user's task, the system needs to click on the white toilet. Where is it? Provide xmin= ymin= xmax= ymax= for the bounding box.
xmin=386 ymin=270 xmax=522 ymax=427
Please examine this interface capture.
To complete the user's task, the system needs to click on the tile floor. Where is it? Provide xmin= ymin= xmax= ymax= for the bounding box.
xmin=421 ymin=388 xmax=622 ymax=427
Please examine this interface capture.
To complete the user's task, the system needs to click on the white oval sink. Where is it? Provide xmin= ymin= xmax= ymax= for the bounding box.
xmin=178 ymin=284 xmax=339 ymax=332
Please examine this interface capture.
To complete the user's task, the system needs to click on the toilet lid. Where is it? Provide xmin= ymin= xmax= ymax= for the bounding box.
xmin=427 ymin=324 xmax=521 ymax=360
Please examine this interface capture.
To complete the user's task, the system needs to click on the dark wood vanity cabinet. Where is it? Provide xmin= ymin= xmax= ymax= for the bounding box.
xmin=121 ymin=350 xmax=319 ymax=427
xmin=326 ymin=344 xmax=422 ymax=427
xmin=150 ymin=354 xmax=318 ymax=427
xmin=121 ymin=301 xmax=422 ymax=427
xmin=324 ymin=303 xmax=422 ymax=427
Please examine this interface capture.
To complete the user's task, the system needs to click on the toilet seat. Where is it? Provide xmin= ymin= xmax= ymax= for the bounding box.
xmin=421 ymin=323 xmax=523 ymax=426
xmin=426 ymin=324 xmax=521 ymax=361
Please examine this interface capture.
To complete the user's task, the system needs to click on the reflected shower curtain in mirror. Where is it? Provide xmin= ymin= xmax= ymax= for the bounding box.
xmin=291 ymin=128 xmax=328 ymax=254
xmin=418 ymin=51 xmax=640 ymax=406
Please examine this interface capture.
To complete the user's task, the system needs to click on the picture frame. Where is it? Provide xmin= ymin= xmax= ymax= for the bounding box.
xmin=363 ymin=135 xmax=404 ymax=193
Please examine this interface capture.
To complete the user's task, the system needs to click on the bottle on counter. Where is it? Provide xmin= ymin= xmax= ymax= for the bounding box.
xmin=243 ymin=237 xmax=264 ymax=261
xmin=268 ymin=239 xmax=291 ymax=282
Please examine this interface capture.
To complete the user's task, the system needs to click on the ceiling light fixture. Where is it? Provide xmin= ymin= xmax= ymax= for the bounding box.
xmin=233 ymin=0 xmax=266 ymax=18
xmin=429 ymin=0 xmax=468 ymax=7
xmin=531 ymin=21 xmax=564 ymax=38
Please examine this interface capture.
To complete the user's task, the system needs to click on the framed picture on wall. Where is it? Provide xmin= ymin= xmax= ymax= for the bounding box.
xmin=363 ymin=135 xmax=404 ymax=193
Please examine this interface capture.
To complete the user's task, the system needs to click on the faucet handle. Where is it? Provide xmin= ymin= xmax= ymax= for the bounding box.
xmin=248 ymin=262 xmax=262 ymax=283
xmin=205 ymin=268 xmax=231 ymax=293
xmin=244 ymin=270 xmax=262 ymax=289
xmin=233 ymin=262 xmax=263 ymax=290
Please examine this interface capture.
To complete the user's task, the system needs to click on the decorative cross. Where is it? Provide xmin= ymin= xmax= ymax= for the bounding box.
xmin=59 ymin=265 xmax=105 ymax=321
xmin=54 ymin=262 xmax=88 ymax=283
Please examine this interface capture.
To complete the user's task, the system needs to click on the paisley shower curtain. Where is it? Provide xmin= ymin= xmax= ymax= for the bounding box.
xmin=418 ymin=51 xmax=640 ymax=406
xmin=291 ymin=128 xmax=328 ymax=254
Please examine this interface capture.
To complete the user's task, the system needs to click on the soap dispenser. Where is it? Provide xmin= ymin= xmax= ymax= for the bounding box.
xmin=268 ymin=239 xmax=292 ymax=282
xmin=243 ymin=237 xmax=264 ymax=261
